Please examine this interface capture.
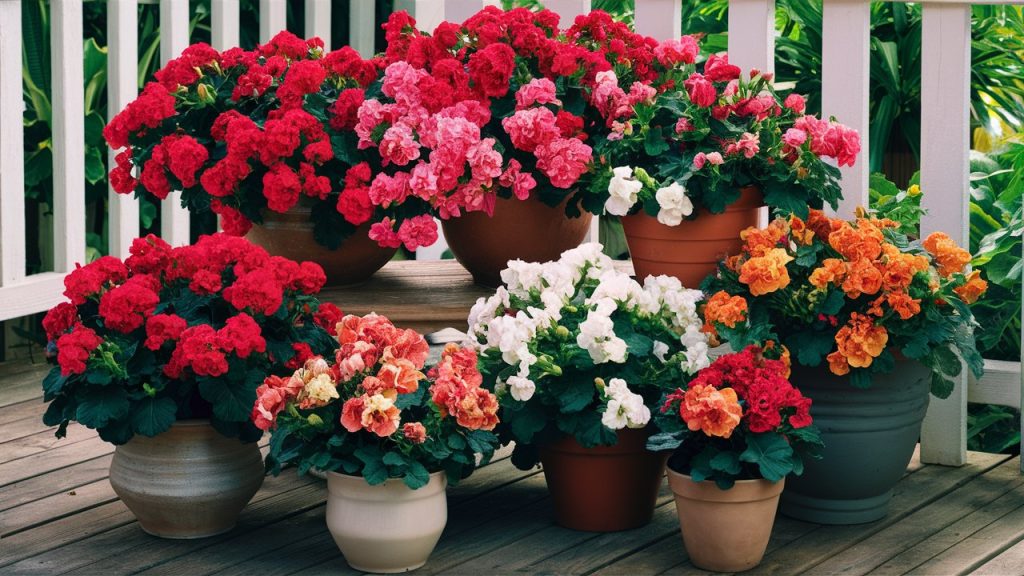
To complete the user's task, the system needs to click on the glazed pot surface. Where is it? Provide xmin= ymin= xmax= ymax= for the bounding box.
xmin=668 ymin=469 xmax=784 ymax=572
xmin=108 ymin=420 xmax=265 ymax=539
xmin=538 ymin=428 xmax=667 ymax=532
xmin=441 ymin=194 xmax=593 ymax=287
xmin=326 ymin=471 xmax=448 ymax=573
xmin=780 ymin=360 xmax=931 ymax=524
xmin=621 ymin=186 xmax=762 ymax=289
xmin=245 ymin=204 xmax=397 ymax=287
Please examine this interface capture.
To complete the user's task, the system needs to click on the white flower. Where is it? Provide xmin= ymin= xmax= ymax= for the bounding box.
xmin=620 ymin=394 xmax=651 ymax=428
xmin=576 ymin=313 xmax=628 ymax=364
xmin=601 ymin=378 xmax=651 ymax=429
xmin=302 ymin=374 xmax=340 ymax=405
xmin=501 ymin=260 xmax=547 ymax=297
xmin=602 ymin=398 xmax=630 ymax=430
xmin=587 ymin=270 xmax=644 ymax=310
xmin=654 ymin=182 xmax=693 ymax=226
xmin=467 ymin=288 xmax=510 ymax=342
xmin=652 ymin=340 xmax=670 ymax=363
xmin=604 ymin=166 xmax=642 ymax=216
xmin=508 ymin=375 xmax=536 ymax=402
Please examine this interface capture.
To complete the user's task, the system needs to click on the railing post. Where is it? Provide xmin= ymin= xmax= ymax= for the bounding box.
xmin=822 ymin=0 xmax=870 ymax=218
xmin=107 ymin=0 xmax=140 ymax=258
xmin=211 ymin=0 xmax=240 ymax=50
xmin=727 ymin=0 xmax=775 ymax=74
xmin=52 ymin=0 xmax=87 ymax=272
xmin=260 ymin=0 xmax=287 ymax=43
xmin=919 ymin=1 xmax=971 ymax=467
xmin=634 ymin=0 xmax=682 ymax=41
xmin=159 ymin=0 xmax=192 ymax=246
xmin=0 ymin=0 xmax=25 ymax=285
xmin=304 ymin=0 xmax=331 ymax=47
xmin=349 ymin=0 xmax=376 ymax=58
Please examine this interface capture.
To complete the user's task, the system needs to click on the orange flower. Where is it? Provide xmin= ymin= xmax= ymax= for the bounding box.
xmin=886 ymin=291 xmax=922 ymax=320
xmin=828 ymin=220 xmax=883 ymax=262
xmin=809 ymin=258 xmax=847 ymax=289
xmin=680 ymin=384 xmax=743 ymax=439
xmin=454 ymin=387 xmax=499 ymax=431
xmin=703 ymin=290 xmax=748 ymax=332
xmin=954 ymin=270 xmax=988 ymax=304
xmin=880 ymin=246 xmax=930 ymax=290
xmin=834 ymin=313 xmax=889 ymax=369
xmin=725 ymin=254 xmax=743 ymax=272
xmin=789 ymin=215 xmax=815 ymax=246
xmin=376 ymin=355 xmax=424 ymax=395
xmin=840 ymin=258 xmax=883 ymax=299
xmin=739 ymin=248 xmax=794 ymax=296
xmin=923 ymin=232 xmax=971 ymax=277
xmin=807 ymin=209 xmax=842 ymax=242
xmin=741 ymin=220 xmax=788 ymax=257
xmin=827 ymin=350 xmax=850 ymax=376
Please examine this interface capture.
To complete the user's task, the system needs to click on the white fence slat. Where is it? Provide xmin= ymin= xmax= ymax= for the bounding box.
xmin=260 ymin=0 xmax=288 ymax=43
xmin=0 ymin=274 xmax=69 ymax=322
xmin=107 ymin=0 xmax=140 ymax=259
xmin=443 ymin=0 xmax=498 ymax=24
xmin=211 ymin=0 xmax=241 ymax=51
xmin=0 ymin=0 xmax=25 ymax=286
xmin=349 ymin=0 xmax=376 ymax=58
xmin=822 ymin=0 xmax=870 ymax=218
xmin=160 ymin=0 xmax=191 ymax=246
xmin=395 ymin=0 xmax=445 ymax=33
xmin=52 ymin=0 xmax=87 ymax=273
xmin=542 ymin=0 xmax=591 ymax=24
xmin=634 ymin=0 xmax=682 ymax=41
xmin=726 ymin=0 xmax=775 ymax=74
xmin=304 ymin=0 xmax=331 ymax=46
xmin=968 ymin=360 xmax=1023 ymax=409
xmin=919 ymin=2 xmax=971 ymax=467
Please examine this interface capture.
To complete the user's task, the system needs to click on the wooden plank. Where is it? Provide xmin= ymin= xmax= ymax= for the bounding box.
xmin=0 ymin=433 xmax=112 ymax=488
xmin=0 ymin=424 xmax=98 ymax=466
xmin=969 ymin=537 xmax=1024 ymax=576
xmin=800 ymin=456 xmax=1024 ymax=575
xmin=1 ymin=477 xmax=118 ymax=537
xmin=0 ymin=401 xmax=47 ymax=427
xmin=106 ymin=0 xmax=140 ymax=258
xmin=0 ymin=0 xmax=25 ymax=289
xmin=918 ymin=2 xmax=972 ymax=467
xmin=751 ymin=451 xmax=1011 ymax=575
xmin=1 ymin=416 xmax=60 ymax=445
xmin=0 ymin=501 xmax=135 ymax=569
xmin=822 ymin=0 xmax=871 ymax=218
xmin=0 ymin=362 xmax=50 ymax=409
xmin=210 ymin=0 xmax=240 ymax=51
xmin=159 ymin=0 xmax=191 ymax=247
xmin=0 ymin=454 xmax=112 ymax=512
xmin=726 ymin=0 xmax=775 ymax=74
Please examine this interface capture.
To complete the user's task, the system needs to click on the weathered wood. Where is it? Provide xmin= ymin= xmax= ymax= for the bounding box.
xmin=1 ymin=477 xmax=118 ymax=537
xmin=0 ymin=433 xmax=112 ymax=487
xmin=0 ymin=454 xmax=112 ymax=512
xmin=969 ymin=537 xmax=1024 ymax=576
xmin=0 ymin=362 xmax=51 ymax=408
xmin=0 ymin=424 xmax=98 ymax=465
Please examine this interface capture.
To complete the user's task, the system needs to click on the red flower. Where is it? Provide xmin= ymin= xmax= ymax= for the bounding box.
xmin=98 ymin=276 xmax=161 ymax=334
xmin=262 ymin=164 xmax=303 ymax=213
xmin=703 ymin=54 xmax=741 ymax=82
xmin=144 ymin=314 xmax=188 ymax=351
xmin=43 ymin=302 xmax=79 ymax=341
xmin=286 ymin=342 xmax=315 ymax=370
xmin=189 ymin=269 xmax=223 ymax=295
xmin=103 ymin=83 xmax=176 ymax=149
xmin=329 ymin=88 xmax=366 ymax=131
xmin=468 ymin=43 xmax=516 ymax=98
xmin=223 ymin=268 xmax=285 ymax=316
xmin=56 ymin=326 xmax=103 ymax=376
xmin=125 ymin=234 xmax=173 ymax=275
xmin=314 ymin=302 xmax=343 ymax=332
xmin=63 ymin=256 xmax=129 ymax=305
xmin=684 ymin=73 xmax=717 ymax=108
xmin=164 ymin=135 xmax=209 ymax=188
xmin=210 ymin=201 xmax=253 ymax=236
xmin=109 ymin=149 xmax=137 ymax=194
xmin=166 ymin=324 xmax=228 ymax=378
xmin=218 ymin=313 xmax=266 ymax=359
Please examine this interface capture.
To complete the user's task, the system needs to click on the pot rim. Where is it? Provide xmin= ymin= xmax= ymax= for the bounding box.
xmin=325 ymin=469 xmax=447 ymax=483
xmin=666 ymin=467 xmax=785 ymax=503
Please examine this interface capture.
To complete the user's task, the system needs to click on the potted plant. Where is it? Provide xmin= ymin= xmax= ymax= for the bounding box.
xmin=40 ymin=233 xmax=340 ymax=538
xmin=577 ymin=44 xmax=861 ymax=288
xmin=648 ymin=345 xmax=822 ymax=572
xmin=701 ymin=209 xmax=987 ymax=524
xmin=466 ymin=243 xmax=712 ymax=531
xmin=104 ymin=33 xmax=405 ymax=285
xmin=256 ymin=313 xmax=501 ymax=573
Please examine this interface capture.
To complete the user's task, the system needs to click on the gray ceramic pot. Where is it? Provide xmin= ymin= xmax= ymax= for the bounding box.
xmin=109 ymin=420 xmax=265 ymax=539
xmin=780 ymin=360 xmax=931 ymax=525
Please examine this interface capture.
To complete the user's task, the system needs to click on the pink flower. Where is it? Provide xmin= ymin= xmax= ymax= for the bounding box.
xmin=515 ymin=78 xmax=560 ymax=109
xmin=796 ymin=116 xmax=861 ymax=167
xmin=502 ymin=107 xmax=560 ymax=153
xmin=535 ymin=138 xmax=593 ymax=189
xmin=354 ymin=99 xmax=394 ymax=149
xmin=703 ymin=53 xmax=742 ymax=82
xmin=368 ymin=172 xmax=412 ymax=207
xmin=396 ymin=215 xmax=439 ymax=251
xmin=684 ymin=73 xmax=717 ymax=108
xmin=675 ymin=117 xmax=695 ymax=134
xmin=378 ymin=124 xmax=421 ymax=167
xmin=725 ymin=133 xmax=760 ymax=159
xmin=654 ymin=36 xmax=699 ymax=66
xmin=381 ymin=61 xmax=430 ymax=107
xmin=705 ymin=152 xmax=724 ymax=165
xmin=499 ymin=160 xmax=537 ymax=200
xmin=784 ymin=93 xmax=807 ymax=114
xmin=408 ymin=162 xmax=440 ymax=201
xmin=402 ymin=422 xmax=427 ymax=444
xmin=783 ymin=128 xmax=808 ymax=147
xmin=368 ymin=218 xmax=403 ymax=249
xmin=467 ymin=138 xmax=503 ymax=181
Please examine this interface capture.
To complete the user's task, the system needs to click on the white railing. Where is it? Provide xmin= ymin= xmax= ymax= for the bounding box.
xmin=0 ymin=0 xmax=1020 ymax=469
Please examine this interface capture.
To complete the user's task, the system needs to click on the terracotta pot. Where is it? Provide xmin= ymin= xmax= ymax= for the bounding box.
xmin=441 ymin=195 xmax=593 ymax=287
xmin=668 ymin=469 xmax=783 ymax=572
xmin=326 ymin=471 xmax=448 ymax=573
xmin=538 ymin=428 xmax=667 ymax=532
xmin=108 ymin=420 xmax=264 ymax=539
xmin=245 ymin=203 xmax=397 ymax=287
xmin=621 ymin=186 xmax=763 ymax=289
xmin=780 ymin=360 xmax=931 ymax=524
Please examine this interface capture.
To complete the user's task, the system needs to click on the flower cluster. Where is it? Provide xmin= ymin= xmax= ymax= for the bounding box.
xmin=41 ymin=233 xmax=340 ymax=445
xmin=648 ymin=346 xmax=822 ymax=488
xmin=257 ymin=313 xmax=500 ymax=489
xmin=701 ymin=209 xmax=987 ymax=397
xmin=466 ymin=243 xmax=711 ymax=468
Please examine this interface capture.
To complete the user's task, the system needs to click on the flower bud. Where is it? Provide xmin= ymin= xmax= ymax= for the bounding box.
xmin=307 ymin=413 xmax=324 ymax=427
xmin=593 ymin=377 xmax=606 ymax=391
xmin=196 ymin=83 xmax=216 ymax=105
xmin=554 ymin=325 xmax=571 ymax=339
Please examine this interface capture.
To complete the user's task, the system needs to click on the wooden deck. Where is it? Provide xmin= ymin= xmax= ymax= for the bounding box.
xmin=3 ymin=358 xmax=1024 ymax=576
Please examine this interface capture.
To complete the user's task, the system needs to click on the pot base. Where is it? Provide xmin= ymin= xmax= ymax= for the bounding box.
xmin=779 ymin=489 xmax=892 ymax=525
xmin=137 ymin=521 xmax=238 ymax=540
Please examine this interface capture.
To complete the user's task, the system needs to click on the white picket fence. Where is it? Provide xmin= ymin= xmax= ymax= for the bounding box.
xmin=0 ymin=0 xmax=1020 ymax=468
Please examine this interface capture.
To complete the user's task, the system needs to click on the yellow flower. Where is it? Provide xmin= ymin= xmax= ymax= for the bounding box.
xmin=907 ymin=184 xmax=921 ymax=197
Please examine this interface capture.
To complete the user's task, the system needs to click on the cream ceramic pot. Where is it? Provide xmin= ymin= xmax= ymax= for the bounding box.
xmin=108 ymin=420 xmax=264 ymax=539
xmin=325 ymin=470 xmax=448 ymax=573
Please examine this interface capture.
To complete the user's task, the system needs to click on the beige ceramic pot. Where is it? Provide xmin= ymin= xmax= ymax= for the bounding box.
xmin=108 ymin=420 xmax=264 ymax=539
xmin=326 ymin=470 xmax=448 ymax=573
xmin=667 ymin=468 xmax=783 ymax=572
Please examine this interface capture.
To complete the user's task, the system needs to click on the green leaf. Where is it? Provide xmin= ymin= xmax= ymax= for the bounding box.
xmin=558 ymin=378 xmax=595 ymax=412
xmin=901 ymin=332 xmax=931 ymax=360
xmin=354 ymin=446 xmax=388 ymax=485
xmin=646 ymin=431 xmax=682 ymax=452
xmin=644 ymin=126 xmax=670 ymax=156
xmin=42 ymin=368 xmax=66 ymax=398
xmin=849 ymin=369 xmax=872 ymax=390
xmin=130 ymin=396 xmax=178 ymax=437
xmin=710 ymin=451 xmax=742 ymax=475
xmin=739 ymin=433 xmax=795 ymax=483
xmin=403 ymin=460 xmax=431 ymax=490
xmin=788 ymin=331 xmax=834 ymax=367
xmin=84 ymin=147 xmax=106 ymax=185
xmin=507 ymin=402 xmax=548 ymax=444
xmin=382 ymin=451 xmax=406 ymax=468
xmin=75 ymin=386 xmax=130 ymax=429
xmin=818 ymin=290 xmax=846 ymax=316
xmin=198 ymin=373 xmax=257 ymax=423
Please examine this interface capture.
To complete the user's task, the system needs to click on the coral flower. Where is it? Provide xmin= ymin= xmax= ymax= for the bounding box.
xmin=739 ymin=248 xmax=794 ymax=296
xmin=834 ymin=313 xmax=889 ymax=369
xmin=376 ymin=356 xmax=425 ymax=395
xmin=703 ymin=290 xmax=748 ymax=332
xmin=680 ymin=384 xmax=743 ymax=438
xmin=361 ymin=394 xmax=402 ymax=437
xmin=954 ymin=270 xmax=988 ymax=304
xmin=923 ymin=232 xmax=971 ymax=277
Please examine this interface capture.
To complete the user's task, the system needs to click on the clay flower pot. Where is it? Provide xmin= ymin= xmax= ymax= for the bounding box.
xmin=780 ymin=360 xmax=931 ymax=524
xmin=325 ymin=471 xmax=448 ymax=573
xmin=108 ymin=420 xmax=265 ymax=539
xmin=667 ymin=468 xmax=784 ymax=572
xmin=621 ymin=186 xmax=762 ymax=289
xmin=538 ymin=428 xmax=667 ymax=532
xmin=441 ymin=194 xmax=593 ymax=287
xmin=245 ymin=203 xmax=397 ymax=287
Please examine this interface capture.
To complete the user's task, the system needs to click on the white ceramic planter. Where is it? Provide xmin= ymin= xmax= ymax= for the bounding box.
xmin=326 ymin=471 xmax=448 ymax=573
xmin=108 ymin=420 xmax=265 ymax=539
